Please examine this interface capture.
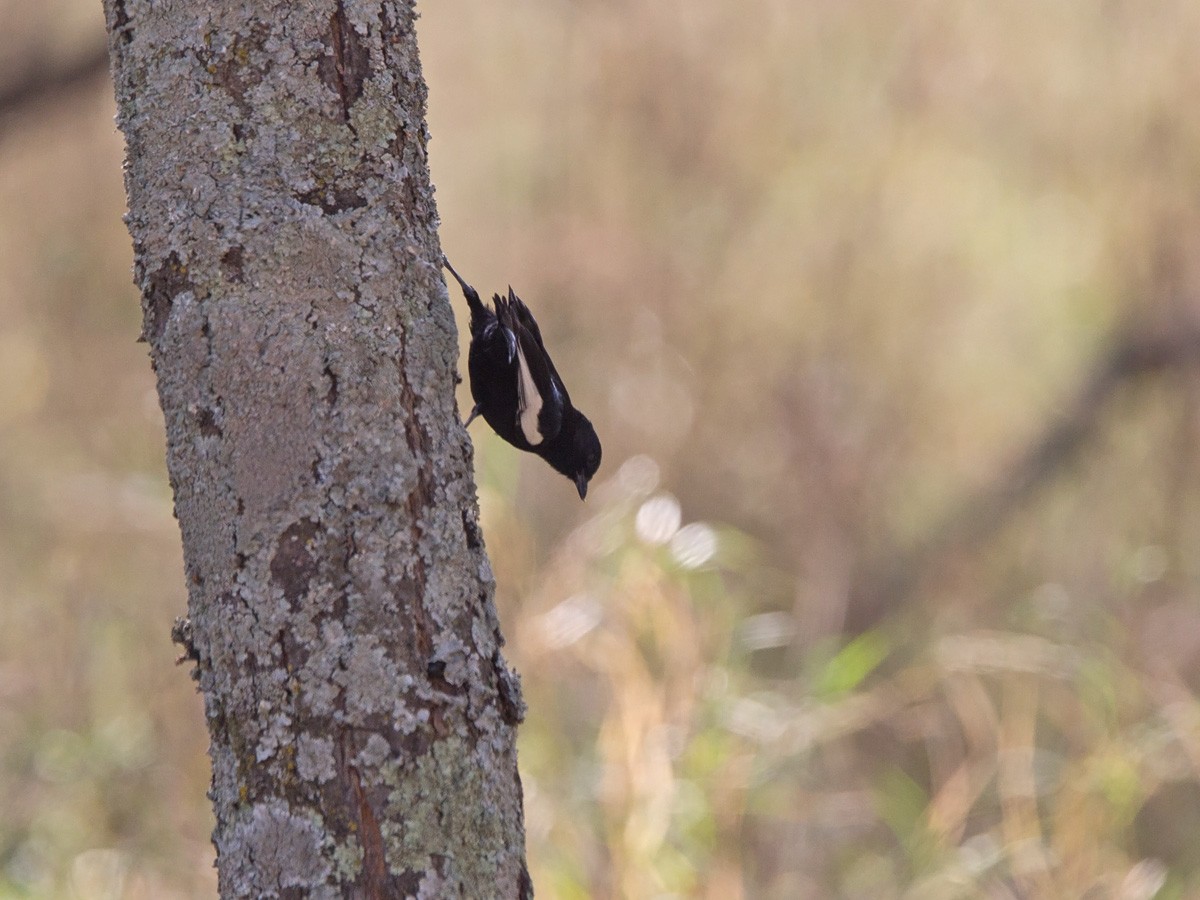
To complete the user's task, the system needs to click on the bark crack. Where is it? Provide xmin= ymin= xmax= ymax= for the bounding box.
xmin=343 ymin=736 xmax=393 ymax=897
xmin=323 ymin=1 xmax=370 ymax=125
xmin=396 ymin=326 xmax=433 ymax=590
xmin=142 ymin=251 xmax=192 ymax=344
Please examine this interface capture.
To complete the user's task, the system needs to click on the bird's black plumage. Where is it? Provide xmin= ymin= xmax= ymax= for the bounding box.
xmin=444 ymin=256 xmax=602 ymax=499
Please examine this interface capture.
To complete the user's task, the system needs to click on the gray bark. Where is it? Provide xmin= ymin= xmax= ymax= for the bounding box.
xmin=102 ymin=1 xmax=531 ymax=896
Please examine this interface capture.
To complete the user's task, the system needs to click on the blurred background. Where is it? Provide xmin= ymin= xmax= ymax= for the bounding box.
xmin=3 ymin=0 xmax=1200 ymax=896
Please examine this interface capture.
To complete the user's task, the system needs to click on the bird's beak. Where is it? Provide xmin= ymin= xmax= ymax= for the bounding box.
xmin=575 ymin=473 xmax=589 ymax=501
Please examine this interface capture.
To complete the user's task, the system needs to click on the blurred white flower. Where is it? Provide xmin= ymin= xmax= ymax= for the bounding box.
xmin=1119 ymin=858 xmax=1168 ymax=900
xmin=738 ymin=612 xmax=796 ymax=651
xmin=539 ymin=594 xmax=603 ymax=649
xmin=670 ymin=522 xmax=717 ymax=569
xmin=616 ymin=455 xmax=661 ymax=497
xmin=635 ymin=494 xmax=681 ymax=545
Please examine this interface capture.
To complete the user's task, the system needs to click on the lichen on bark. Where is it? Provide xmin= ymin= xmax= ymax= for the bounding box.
xmin=102 ymin=0 xmax=531 ymax=895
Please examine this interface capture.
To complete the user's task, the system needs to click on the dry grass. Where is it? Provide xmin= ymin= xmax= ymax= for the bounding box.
xmin=2 ymin=0 xmax=1199 ymax=896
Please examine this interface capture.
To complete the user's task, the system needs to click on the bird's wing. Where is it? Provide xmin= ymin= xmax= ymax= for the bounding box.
xmin=498 ymin=294 xmax=563 ymax=445
xmin=507 ymin=288 xmax=573 ymax=406
xmin=508 ymin=288 xmax=547 ymax=349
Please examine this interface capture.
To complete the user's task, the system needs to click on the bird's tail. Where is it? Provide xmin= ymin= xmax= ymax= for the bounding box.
xmin=442 ymin=256 xmax=488 ymax=323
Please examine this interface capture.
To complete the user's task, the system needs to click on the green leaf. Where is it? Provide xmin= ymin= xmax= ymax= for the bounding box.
xmin=814 ymin=630 xmax=890 ymax=699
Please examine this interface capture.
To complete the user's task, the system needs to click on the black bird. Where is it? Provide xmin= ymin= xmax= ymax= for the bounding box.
xmin=444 ymin=257 xmax=602 ymax=500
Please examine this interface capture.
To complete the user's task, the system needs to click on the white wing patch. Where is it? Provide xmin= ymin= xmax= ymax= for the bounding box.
xmin=515 ymin=343 xmax=544 ymax=445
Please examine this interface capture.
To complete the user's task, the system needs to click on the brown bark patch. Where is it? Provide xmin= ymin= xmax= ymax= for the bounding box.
xmin=220 ymin=245 xmax=245 ymax=283
xmin=295 ymin=185 xmax=367 ymax=215
xmin=271 ymin=518 xmax=321 ymax=605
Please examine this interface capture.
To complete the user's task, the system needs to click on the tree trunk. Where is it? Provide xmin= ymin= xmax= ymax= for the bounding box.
xmin=102 ymin=1 xmax=531 ymax=896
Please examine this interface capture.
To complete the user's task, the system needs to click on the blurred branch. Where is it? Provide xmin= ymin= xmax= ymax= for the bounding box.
xmin=0 ymin=44 xmax=111 ymax=123
xmin=851 ymin=325 xmax=1200 ymax=629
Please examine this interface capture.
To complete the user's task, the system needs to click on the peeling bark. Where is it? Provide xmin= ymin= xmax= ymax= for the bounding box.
xmin=101 ymin=1 xmax=530 ymax=895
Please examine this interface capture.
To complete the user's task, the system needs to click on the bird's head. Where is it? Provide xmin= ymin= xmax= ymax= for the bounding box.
xmin=571 ymin=415 xmax=603 ymax=500
xmin=543 ymin=409 xmax=603 ymax=500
